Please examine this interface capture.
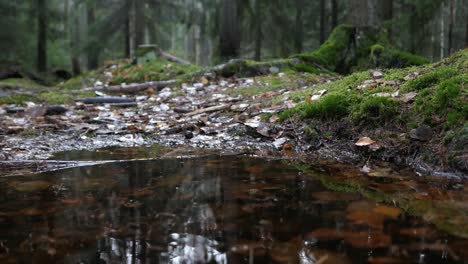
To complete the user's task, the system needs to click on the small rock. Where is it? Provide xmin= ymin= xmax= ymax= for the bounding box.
xmin=184 ymin=130 xmax=194 ymax=139
xmin=410 ymin=125 xmax=432 ymax=141
xmin=404 ymin=72 xmax=419 ymax=81
xmin=371 ymin=70 xmax=384 ymax=79
xmin=46 ymin=105 xmax=68 ymax=115
xmin=193 ymin=83 xmax=204 ymax=89
xmin=269 ymin=67 xmax=280 ymax=74
xmin=278 ymin=72 xmax=286 ymax=78
xmin=400 ymin=92 xmax=418 ymax=103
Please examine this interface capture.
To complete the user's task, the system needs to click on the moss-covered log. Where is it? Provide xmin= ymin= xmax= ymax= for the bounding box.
xmin=294 ymin=25 xmax=429 ymax=74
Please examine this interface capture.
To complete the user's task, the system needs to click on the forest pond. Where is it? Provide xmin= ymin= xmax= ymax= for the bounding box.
xmin=0 ymin=153 xmax=467 ymax=263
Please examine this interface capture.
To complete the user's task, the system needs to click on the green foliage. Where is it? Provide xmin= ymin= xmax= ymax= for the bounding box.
xmin=351 ymin=96 xmax=399 ymax=125
xmin=402 ymin=66 xmax=458 ymax=91
xmin=370 ymin=44 xmax=385 ymax=57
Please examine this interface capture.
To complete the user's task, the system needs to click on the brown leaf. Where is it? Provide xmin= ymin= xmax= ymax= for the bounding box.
xmin=346 ymin=211 xmax=386 ymax=229
xmin=373 ymin=205 xmax=401 ymax=219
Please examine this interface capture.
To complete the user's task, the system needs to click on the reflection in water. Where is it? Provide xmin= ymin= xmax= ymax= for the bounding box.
xmin=0 ymin=156 xmax=466 ymax=263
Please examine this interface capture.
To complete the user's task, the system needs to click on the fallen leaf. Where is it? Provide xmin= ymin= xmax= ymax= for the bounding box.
xmin=346 ymin=211 xmax=386 ymax=229
xmin=373 ymin=205 xmax=401 ymax=219
xmin=355 ymin=137 xmax=376 ymax=146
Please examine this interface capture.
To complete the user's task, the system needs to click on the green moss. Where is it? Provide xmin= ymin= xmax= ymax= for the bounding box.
xmin=0 ymin=94 xmax=36 ymax=105
xmin=351 ymin=96 xmax=399 ymax=125
xmin=370 ymin=44 xmax=385 ymax=57
xmin=111 ymin=59 xmax=201 ymax=84
xmin=293 ymin=24 xmax=355 ymax=71
xmin=413 ymin=74 xmax=467 ymax=129
xmin=281 ymin=94 xmax=352 ymax=121
xmin=402 ymin=66 xmax=458 ymax=92
xmin=0 ymin=78 xmax=44 ymax=89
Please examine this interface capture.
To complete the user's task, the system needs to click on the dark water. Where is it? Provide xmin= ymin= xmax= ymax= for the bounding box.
xmin=0 ymin=155 xmax=466 ymax=263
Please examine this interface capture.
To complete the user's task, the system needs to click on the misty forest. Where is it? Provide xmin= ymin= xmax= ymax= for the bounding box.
xmin=0 ymin=0 xmax=467 ymax=263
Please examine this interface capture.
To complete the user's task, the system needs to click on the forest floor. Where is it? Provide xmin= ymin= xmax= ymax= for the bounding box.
xmin=1 ymin=50 xmax=466 ymax=178
xmin=0 ymin=50 xmax=467 ymax=238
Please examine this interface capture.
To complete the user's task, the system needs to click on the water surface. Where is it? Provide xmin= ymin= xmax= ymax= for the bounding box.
xmin=0 ymin=155 xmax=466 ymax=263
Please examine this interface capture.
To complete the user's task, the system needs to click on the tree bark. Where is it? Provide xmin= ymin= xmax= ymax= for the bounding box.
xmin=254 ymin=0 xmax=262 ymax=60
xmin=319 ymin=0 xmax=326 ymax=44
xmin=134 ymin=0 xmax=145 ymax=48
xmin=219 ymin=0 xmax=240 ymax=61
xmin=37 ymin=0 xmax=47 ymax=72
xmin=382 ymin=0 xmax=393 ymax=41
xmin=71 ymin=3 xmax=81 ymax=76
xmin=331 ymin=0 xmax=338 ymax=29
xmin=465 ymin=10 xmax=468 ymax=48
xmin=447 ymin=0 xmax=455 ymax=55
xmin=124 ymin=1 xmax=131 ymax=58
xmin=294 ymin=0 xmax=304 ymax=52
xmin=87 ymin=0 xmax=99 ymax=69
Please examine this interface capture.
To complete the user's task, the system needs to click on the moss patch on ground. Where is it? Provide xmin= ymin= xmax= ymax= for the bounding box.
xmin=280 ymin=50 xmax=467 ymax=130
xmin=111 ymin=59 xmax=201 ymax=84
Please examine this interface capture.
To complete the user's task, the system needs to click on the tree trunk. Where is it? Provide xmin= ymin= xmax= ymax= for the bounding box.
xmin=37 ymin=0 xmax=47 ymax=72
xmin=447 ymin=0 xmax=455 ymax=55
xmin=347 ymin=0 xmax=383 ymax=28
xmin=294 ymin=0 xmax=304 ymax=53
xmin=254 ymin=0 xmax=262 ymax=60
xmin=319 ymin=0 xmax=326 ymax=44
xmin=124 ymin=1 xmax=131 ymax=58
xmin=382 ymin=0 xmax=393 ymax=41
xmin=71 ymin=10 xmax=81 ymax=76
xmin=465 ymin=11 xmax=468 ymax=48
xmin=134 ymin=0 xmax=145 ymax=48
xmin=331 ymin=0 xmax=338 ymax=29
xmin=440 ymin=2 xmax=445 ymax=59
xmin=87 ymin=1 xmax=99 ymax=69
xmin=219 ymin=0 xmax=240 ymax=61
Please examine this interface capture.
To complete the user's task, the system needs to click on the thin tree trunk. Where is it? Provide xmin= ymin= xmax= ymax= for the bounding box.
xmin=331 ymin=0 xmax=338 ymax=29
xmin=294 ymin=0 xmax=304 ymax=52
xmin=219 ymin=0 xmax=240 ymax=60
xmin=440 ymin=2 xmax=445 ymax=59
xmin=319 ymin=0 xmax=326 ymax=44
xmin=87 ymin=1 xmax=99 ymax=69
xmin=134 ymin=0 xmax=145 ymax=48
xmin=37 ymin=0 xmax=47 ymax=72
xmin=72 ymin=9 xmax=81 ymax=76
xmin=124 ymin=1 xmax=131 ymax=58
xmin=254 ymin=0 xmax=262 ymax=61
xmin=465 ymin=11 xmax=468 ymax=47
xmin=382 ymin=0 xmax=393 ymax=42
xmin=447 ymin=0 xmax=455 ymax=55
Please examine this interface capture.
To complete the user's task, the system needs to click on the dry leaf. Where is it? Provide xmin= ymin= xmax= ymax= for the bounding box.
xmin=355 ymin=137 xmax=376 ymax=146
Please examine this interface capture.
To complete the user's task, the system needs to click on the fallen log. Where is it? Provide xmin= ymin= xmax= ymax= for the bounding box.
xmin=76 ymin=97 xmax=135 ymax=104
xmin=185 ymin=104 xmax=232 ymax=117
xmin=82 ymin=80 xmax=177 ymax=93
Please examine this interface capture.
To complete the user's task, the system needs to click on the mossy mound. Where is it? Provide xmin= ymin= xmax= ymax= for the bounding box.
xmin=111 ymin=59 xmax=201 ymax=85
xmin=280 ymin=49 xmax=467 ymax=173
xmin=293 ymin=25 xmax=429 ymax=74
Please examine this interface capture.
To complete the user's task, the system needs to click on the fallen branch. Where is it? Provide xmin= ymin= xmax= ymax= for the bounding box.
xmin=82 ymin=80 xmax=176 ymax=93
xmin=185 ymin=104 xmax=232 ymax=117
xmin=76 ymin=97 xmax=135 ymax=104
xmin=160 ymin=51 xmax=191 ymax=65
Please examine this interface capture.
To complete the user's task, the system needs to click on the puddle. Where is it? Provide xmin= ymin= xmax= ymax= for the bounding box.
xmin=0 ymin=155 xmax=466 ymax=263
